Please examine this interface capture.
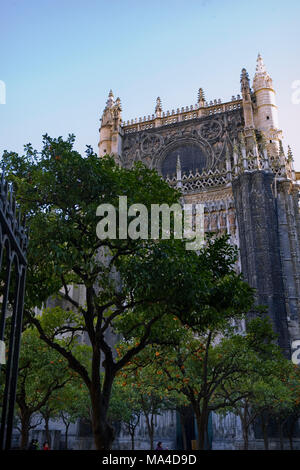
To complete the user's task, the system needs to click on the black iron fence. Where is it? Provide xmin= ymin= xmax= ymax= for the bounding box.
xmin=0 ymin=171 xmax=28 ymax=450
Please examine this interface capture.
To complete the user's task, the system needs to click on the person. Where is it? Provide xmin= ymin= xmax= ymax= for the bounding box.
xmin=43 ymin=441 xmax=50 ymax=450
xmin=156 ymin=442 xmax=163 ymax=450
xmin=28 ymin=438 xmax=39 ymax=450
xmin=28 ymin=439 xmax=37 ymax=450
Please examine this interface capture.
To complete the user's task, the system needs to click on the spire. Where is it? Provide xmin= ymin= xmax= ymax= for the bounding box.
xmin=240 ymin=68 xmax=250 ymax=94
xmin=279 ymin=140 xmax=286 ymax=169
xmin=198 ymin=88 xmax=205 ymax=106
xmin=287 ymin=145 xmax=294 ymax=162
xmin=99 ymin=89 xmax=122 ymax=157
xmin=279 ymin=140 xmax=285 ymax=156
xmin=253 ymin=53 xmax=273 ymax=91
xmin=176 ymin=154 xmax=181 ymax=172
xmin=287 ymin=145 xmax=296 ymax=180
xmin=176 ymin=154 xmax=182 ymax=188
xmin=106 ymin=89 xmax=114 ymax=108
xmin=155 ymin=97 xmax=162 ymax=117
xmin=240 ymin=68 xmax=255 ymax=130
xmin=256 ymin=53 xmax=267 ymax=75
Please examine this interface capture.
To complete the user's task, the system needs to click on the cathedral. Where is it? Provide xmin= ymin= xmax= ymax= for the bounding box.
xmin=98 ymin=53 xmax=300 ymax=361
xmin=16 ymin=55 xmax=300 ymax=451
xmin=96 ymin=55 xmax=300 ymax=449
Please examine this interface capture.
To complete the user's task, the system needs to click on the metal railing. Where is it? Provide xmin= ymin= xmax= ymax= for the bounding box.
xmin=0 ymin=171 xmax=28 ymax=450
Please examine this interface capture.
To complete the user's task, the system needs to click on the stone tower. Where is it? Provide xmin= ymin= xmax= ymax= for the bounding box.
xmin=252 ymin=54 xmax=281 ymax=154
xmin=98 ymin=55 xmax=300 ymax=359
xmin=98 ymin=90 xmax=122 ymax=160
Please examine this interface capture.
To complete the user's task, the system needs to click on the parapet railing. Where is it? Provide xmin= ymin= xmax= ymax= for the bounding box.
xmin=121 ymin=97 xmax=242 ymax=134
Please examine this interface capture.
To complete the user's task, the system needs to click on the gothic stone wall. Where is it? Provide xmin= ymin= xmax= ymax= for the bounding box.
xmin=121 ymin=109 xmax=243 ymax=175
xmin=232 ymin=171 xmax=290 ymax=355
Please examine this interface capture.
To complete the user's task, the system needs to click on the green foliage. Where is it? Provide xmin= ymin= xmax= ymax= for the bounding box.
xmin=108 ymin=381 xmax=143 ymax=426
xmin=17 ymin=328 xmax=70 ymax=407
xmin=1 ymin=135 xmax=257 ymax=449
xmin=42 ymin=376 xmax=91 ymax=424
xmin=120 ymin=315 xmax=291 ymax=449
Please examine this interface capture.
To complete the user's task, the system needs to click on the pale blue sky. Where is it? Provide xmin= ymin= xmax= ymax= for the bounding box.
xmin=1 ymin=0 xmax=300 ymax=168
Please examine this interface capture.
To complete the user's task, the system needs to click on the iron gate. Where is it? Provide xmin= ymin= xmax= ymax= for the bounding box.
xmin=0 ymin=171 xmax=28 ymax=450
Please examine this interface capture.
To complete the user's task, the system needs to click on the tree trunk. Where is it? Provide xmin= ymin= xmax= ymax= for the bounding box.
xmin=64 ymin=422 xmax=70 ymax=450
xmin=143 ymin=411 xmax=154 ymax=450
xmin=90 ymin=385 xmax=114 ymax=450
xmin=278 ymin=421 xmax=284 ymax=450
xmin=262 ymin=426 xmax=269 ymax=450
xmin=149 ymin=425 xmax=154 ymax=450
xmin=89 ymin=347 xmax=115 ymax=451
xmin=44 ymin=416 xmax=51 ymax=446
xmin=179 ymin=411 xmax=188 ymax=450
xmin=242 ymin=426 xmax=249 ymax=450
xmin=149 ymin=414 xmax=154 ymax=450
xmin=261 ymin=414 xmax=269 ymax=450
xmin=91 ymin=403 xmax=114 ymax=450
xmin=286 ymin=417 xmax=296 ymax=450
xmin=240 ymin=414 xmax=249 ymax=451
xmin=130 ymin=431 xmax=135 ymax=450
xmin=194 ymin=405 xmax=208 ymax=450
xmin=20 ymin=413 xmax=31 ymax=450
xmin=239 ymin=405 xmax=250 ymax=450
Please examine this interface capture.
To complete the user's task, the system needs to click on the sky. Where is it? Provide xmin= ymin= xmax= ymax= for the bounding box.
xmin=1 ymin=0 xmax=300 ymax=169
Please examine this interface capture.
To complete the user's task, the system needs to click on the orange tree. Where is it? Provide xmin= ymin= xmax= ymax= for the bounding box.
xmin=113 ymin=349 xmax=185 ymax=449
xmin=59 ymin=379 xmax=92 ymax=450
xmin=120 ymin=316 xmax=285 ymax=450
xmin=280 ymin=364 xmax=300 ymax=449
xmin=2 ymin=135 xmax=255 ymax=449
xmin=40 ymin=375 xmax=91 ymax=449
xmin=108 ymin=381 xmax=143 ymax=450
xmin=218 ymin=363 xmax=293 ymax=450
xmin=254 ymin=376 xmax=293 ymax=450
xmin=213 ymin=318 xmax=293 ymax=450
xmin=14 ymin=327 xmax=75 ymax=449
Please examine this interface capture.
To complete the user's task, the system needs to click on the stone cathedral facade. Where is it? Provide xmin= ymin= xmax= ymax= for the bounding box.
xmin=97 ymin=55 xmax=300 ymax=448
xmin=13 ymin=55 xmax=299 ymax=451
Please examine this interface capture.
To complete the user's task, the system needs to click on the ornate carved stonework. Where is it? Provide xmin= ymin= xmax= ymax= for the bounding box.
xmin=121 ymin=109 xmax=244 ymax=177
xmin=183 ymin=186 xmax=234 ymax=204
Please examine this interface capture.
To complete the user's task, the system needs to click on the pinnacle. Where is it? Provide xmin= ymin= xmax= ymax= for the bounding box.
xmin=198 ymin=88 xmax=205 ymax=102
xmin=240 ymin=68 xmax=250 ymax=91
xmin=240 ymin=68 xmax=249 ymax=80
xmin=255 ymin=53 xmax=267 ymax=74
xmin=287 ymin=145 xmax=294 ymax=161
xmin=106 ymin=89 xmax=115 ymax=108
xmin=155 ymin=96 xmax=162 ymax=113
